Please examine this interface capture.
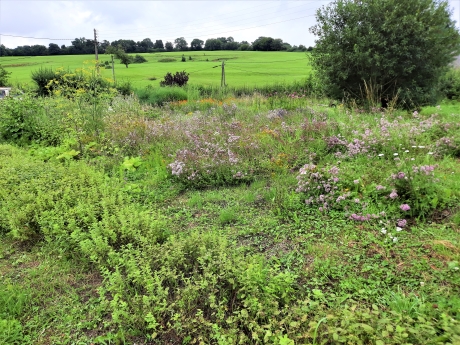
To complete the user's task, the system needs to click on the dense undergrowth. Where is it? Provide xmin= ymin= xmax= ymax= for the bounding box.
xmin=0 ymin=75 xmax=460 ymax=344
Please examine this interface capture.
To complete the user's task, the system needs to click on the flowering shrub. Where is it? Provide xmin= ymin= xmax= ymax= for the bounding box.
xmin=168 ymin=129 xmax=255 ymax=187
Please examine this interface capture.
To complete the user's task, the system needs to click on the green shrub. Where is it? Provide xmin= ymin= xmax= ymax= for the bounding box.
xmin=440 ymin=68 xmax=460 ymax=100
xmin=0 ymin=65 xmax=11 ymax=86
xmin=160 ymin=71 xmax=189 ymax=87
xmin=0 ymin=95 xmax=63 ymax=145
xmin=30 ymin=67 xmax=56 ymax=96
xmin=116 ymin=80 xmax=133 ymax=96
xmin=132 ymin=54 xmax=147 ymax=64
xmin=158 ymin=58 xmax=176 ymax=63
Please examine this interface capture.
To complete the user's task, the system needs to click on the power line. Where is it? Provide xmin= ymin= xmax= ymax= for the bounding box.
xmin=101 ymin=8 xmax=319 ymax=41
xmin=101 ymin=14 xmax=317 ymax=44
xmin=0 ymin=33 xmax=73 ymax=41
xmin=102 ymin=2 xmax=317 ymax=37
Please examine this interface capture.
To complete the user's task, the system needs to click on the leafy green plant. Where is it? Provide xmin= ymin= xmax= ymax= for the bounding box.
xmin=30 ymin=67 xmax=56 ymax=96
xmin=440 ymin=68 xmax=460 ymax=100
xmin=0 ymin=65 xmax=12 ymax=86
xmin=219 ymin=207 xmax=237 ymax=225
xmin=0 ymin=94 xmax=63 ymax=145
xmin=121 ymin=156 xmax=142 ymax=172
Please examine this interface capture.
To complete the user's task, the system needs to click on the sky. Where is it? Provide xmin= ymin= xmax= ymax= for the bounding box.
xmin=0 ymin=0 xmax=459 ymax=49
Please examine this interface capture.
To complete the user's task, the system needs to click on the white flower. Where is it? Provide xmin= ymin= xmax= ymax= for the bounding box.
xmin=393 ymin=237 xmax=398 ymax=242
xmin=404 ymin=150 xmax=409 ymax=153
xmin=412 ymin=146 xmax=417 ymax=148
xmin=378 ymin=153 xmax=384 ymax=157
xmin=420 ymin=282 xmax=425 ymax=286
xmin=393 ymin=153 xmax=398 ymax=156
xmin=411 ymin=158 xmax=415 ymax=161
xmin=418 ymin=145 xmax=425 ymax=148
xmin=381 ymin=228 xmax=387 ymax=234
xmin=428 ymin=152 xmax=433 ymax=155
xmin=396 ymin=227 xmax=402 ymax=232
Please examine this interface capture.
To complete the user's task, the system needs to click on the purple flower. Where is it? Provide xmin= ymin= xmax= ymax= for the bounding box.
xmin=400 ymin=204 xmax=411 ymax=211
xmin=389 ymin=190 xmax=398 ymax=199
xmin=353 ymin=179 xmax=360 ymax=184
xmin=376 ymin=185 xmax=385 ymax=191
xmin=397 ymin=219 xmax=407 ymax=227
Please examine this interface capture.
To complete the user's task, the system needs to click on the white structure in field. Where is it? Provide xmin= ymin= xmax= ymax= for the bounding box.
xmin=0 ymin=87 xmax=11 ymax=99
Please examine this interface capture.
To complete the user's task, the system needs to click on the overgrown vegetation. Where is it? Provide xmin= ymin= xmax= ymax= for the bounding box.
xmin=1 ymin=8 xmax=460 ymax=339
xmin=0 ymin=80 xmax=459 ymax=343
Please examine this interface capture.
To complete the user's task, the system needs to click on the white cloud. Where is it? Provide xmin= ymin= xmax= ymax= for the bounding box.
xmin=1 ymin=0 xmax=459 ymax=49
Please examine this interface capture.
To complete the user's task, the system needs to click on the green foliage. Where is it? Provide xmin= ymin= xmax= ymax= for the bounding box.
xmin=136 ymin=85 xmax=187 ymax=106
xmin=106 ymin=46 xmax=133 ymax=68
xmin=0 ymin=319 xmax=23 ymax=345
xmin=440 ymin=68 xmax=460 ymax=100
xmin=132 ymin=54 xmax=147 ymax=64
xmin=310 ymin=0 xmax=460 ymax=108
xmin=116 ymin=80 xmax=133 ymax=96
xmin=158 ymin=58 xmax=176 ymax=63
xmin=219 ymin=207 xmax=237 ymax=225
xmin=30 ymin=67 xmax=56 ymax=96
xmin=0 ymin=89 xmax=459 ymax=343
xmin=0 ymin=65 xmax=12 ymax=86
xmin=0 ymin=94 xmax=63 ymax=145
xmin=160 ymin=71 xmax=189 ymax=87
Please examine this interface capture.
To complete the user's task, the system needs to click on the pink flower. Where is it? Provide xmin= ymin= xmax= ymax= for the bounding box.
xmin=400 ymin=204 xmax=411 ymax=211
xmin=389 ymin=190 xmax=398 ymax=199
xmin=397 ymin=219 xmax=407 ymax=227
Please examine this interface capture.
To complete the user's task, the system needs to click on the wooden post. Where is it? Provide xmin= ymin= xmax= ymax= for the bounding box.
xmin=111 ymin=55 xmax=116 ymax=83
xmin=94 ymin=29 xmax=99 ymax=74
xmin=221 ymin=61 xmax=226 ymax=87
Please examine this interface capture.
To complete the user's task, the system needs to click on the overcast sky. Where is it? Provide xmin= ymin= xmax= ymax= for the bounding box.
xmin=1 ymin=0 xmax=459 ymax=49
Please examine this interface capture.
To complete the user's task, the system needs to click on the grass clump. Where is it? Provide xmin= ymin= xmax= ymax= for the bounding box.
xmin=136 ymin=86 xmax=187 ymax=106
xmin=158 ymin=58 xmax=176 ymax=63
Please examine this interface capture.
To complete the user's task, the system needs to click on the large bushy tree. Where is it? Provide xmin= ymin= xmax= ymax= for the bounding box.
xmin=310 ymin=0 xmax=460 ymax=107
xmin=174 ymin=37 xmax=188 ymax=51
xmin=190 ymin=38 xmax=204 ymax=50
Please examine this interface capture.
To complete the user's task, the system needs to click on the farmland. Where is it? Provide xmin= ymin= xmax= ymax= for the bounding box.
xmin=0 ymin=51 xmax=312 ymax=89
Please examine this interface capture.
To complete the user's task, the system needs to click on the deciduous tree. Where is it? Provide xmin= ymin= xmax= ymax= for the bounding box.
xmin=310 ymin=0 xmax=460 ymax=107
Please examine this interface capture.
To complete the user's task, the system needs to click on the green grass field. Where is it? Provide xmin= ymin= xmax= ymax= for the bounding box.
xmin=0 ymin=51 xmax=312 ymax=89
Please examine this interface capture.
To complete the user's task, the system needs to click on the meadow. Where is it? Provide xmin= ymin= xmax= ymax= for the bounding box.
xmin=0 ymin=62 xmax=459 ymax=344
xmin=0 ymin=51 xmax=312 ymax=89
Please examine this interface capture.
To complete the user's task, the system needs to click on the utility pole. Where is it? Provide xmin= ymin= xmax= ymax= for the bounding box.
xmin=221 ymin=61 xmax=226 ymax=87
xmin=94 ymin=28 xmax=99 ymax=61
xmin=111 ymin=54 xmax=116 ymax=83
xmin=94 ymin=28 xmax=99 ymax=74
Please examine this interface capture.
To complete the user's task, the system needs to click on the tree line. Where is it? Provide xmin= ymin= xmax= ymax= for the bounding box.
xmin=0 ymin=36 xmax=312 ymax=57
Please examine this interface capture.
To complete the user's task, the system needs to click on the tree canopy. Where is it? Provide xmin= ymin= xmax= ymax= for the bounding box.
xmin=310 ymin=0 xmax=460 ymax=107
xmin=174 ymin=37 xmax=188 ymax=51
